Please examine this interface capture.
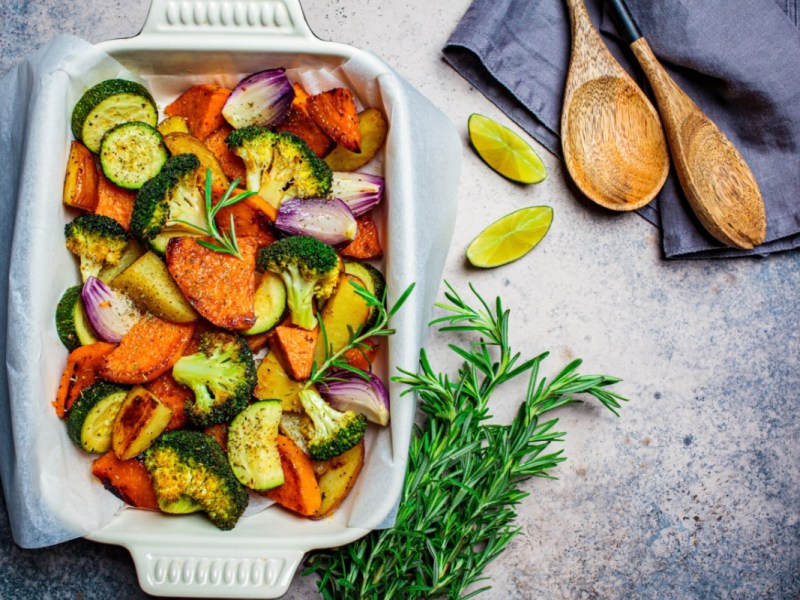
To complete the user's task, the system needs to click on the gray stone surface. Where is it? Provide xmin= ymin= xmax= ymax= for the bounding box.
xmin=1 ymin=0 xmax=798 ymax=598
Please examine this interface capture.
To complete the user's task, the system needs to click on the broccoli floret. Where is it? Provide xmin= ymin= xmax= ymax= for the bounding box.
xmin=256 ymin=235 xmax=340 ymax=330
xmin=172 ymin=331 xmax=256 ymax=428
xmin=129 ymin=153 xmax=208 ymax=254
xmin=299 ymin=387 xmax=367 ymax=461
xmin=144 ymin=430 xmax=248 ymax=530
xmin=226 ymin=127 xmax=331 ymax=209
xmin=64 ymin=214 xmax=128 ymax=281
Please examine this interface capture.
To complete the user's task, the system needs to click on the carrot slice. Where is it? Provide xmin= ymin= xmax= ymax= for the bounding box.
xmin=265 ymin=435 xmax=322 ymax=516
xmin=164 ymin=84 xmax=231 ymax=141
xmin=245 ymin=331 xmax=271 ymax=354
xmin=95 ymin=172 xmax=136 ymax=230
xmin=144 ymin=371 xmax=191 ymax=431
xmin=205 ymin=124 xmax=247 ymax=182
xmin=307 ymin=88 xmax=362 ymax=153
xmin=54 ymin=341 xmax=116 ymax=418
xmin=342 ymin=212 xmax=383 ymax=259
xmin=211 ymin=184 xmax=277 ymax=248
xmin=268 ymin=322 xmax=320 ymax=381
xmin=63 ymin=140 xmax=99 ymax=212
xmin=100 ymin=317 xmax=195 ymax=384
xmin=91 ymin=452 xmax=159 ymax=510
xmin=165 ymin=236 xmax=258 ymax=331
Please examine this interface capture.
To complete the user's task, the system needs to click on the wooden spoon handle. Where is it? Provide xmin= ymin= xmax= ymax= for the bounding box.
xmin=563 ymin=0 xmax=622 ymax=88
xmin=630 ymin=38 xmax=767 ymax=249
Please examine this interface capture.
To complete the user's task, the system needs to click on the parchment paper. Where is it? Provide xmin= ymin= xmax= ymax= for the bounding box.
xmin=0 ymin=35 xmax=460 ymax=548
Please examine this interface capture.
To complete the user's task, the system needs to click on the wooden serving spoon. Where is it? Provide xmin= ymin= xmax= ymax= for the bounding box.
xmin=608 ymin=0 xmax=767 ymax=249
xmin=561 ymin=0 xmax=669 ymax=211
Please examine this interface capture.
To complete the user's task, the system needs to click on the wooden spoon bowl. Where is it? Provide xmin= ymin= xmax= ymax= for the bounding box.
xmin=561 ymin=0 xmax=669 ymax=211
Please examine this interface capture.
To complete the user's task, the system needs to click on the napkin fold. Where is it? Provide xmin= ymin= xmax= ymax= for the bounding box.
xmin=444 ymin=0 xmax=800 ymax=258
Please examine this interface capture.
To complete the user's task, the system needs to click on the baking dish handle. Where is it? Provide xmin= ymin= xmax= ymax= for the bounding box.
xmin=140 ymin=0 xmax=317 ymax=42
xmin=127 ymin=543 xmax=305 ymax=598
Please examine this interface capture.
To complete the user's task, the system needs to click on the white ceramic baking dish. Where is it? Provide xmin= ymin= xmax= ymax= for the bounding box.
xmin=44 ymin=0 xmax=461 ymax=597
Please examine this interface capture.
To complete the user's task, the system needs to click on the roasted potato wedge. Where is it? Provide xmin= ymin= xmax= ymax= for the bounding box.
xmin=323 ymin=108 xmax=388 ymax=172
xmin=312 ymin=439 xmax=365 ymax=519
xmin=162 ymin=131 xmax=229 ymax=188
xmin=112 ymin=386 xmax=173 ymax=460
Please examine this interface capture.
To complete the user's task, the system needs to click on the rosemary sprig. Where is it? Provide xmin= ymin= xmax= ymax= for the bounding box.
xmin=305 ymin=280 xmax=415 ymax=389
xmin=304 ymin=281 xmax=626 ymax=599
xmin=173 ymin=168 xmax=255 ymax=259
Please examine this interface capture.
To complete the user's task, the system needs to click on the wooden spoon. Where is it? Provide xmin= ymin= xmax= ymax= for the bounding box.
xmin=608 ymin=0 xmax=766 ymax=249
xmin=561 ymin=0 xmax=669 ymax=211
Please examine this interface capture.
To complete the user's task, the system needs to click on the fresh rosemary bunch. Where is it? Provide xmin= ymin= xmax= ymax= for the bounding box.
xmin=304 ymin=282 xmax=626 ymax=599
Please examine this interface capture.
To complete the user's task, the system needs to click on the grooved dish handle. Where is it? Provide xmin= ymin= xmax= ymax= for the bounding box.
xmin=141 ymin=0 xmax=315 ymax=40
xmin=127 ymin=544 xmax=305 ymax=598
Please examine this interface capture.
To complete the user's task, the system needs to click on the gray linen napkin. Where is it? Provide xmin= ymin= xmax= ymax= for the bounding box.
xmin=444 ymin=0 xmax=800 ymax=258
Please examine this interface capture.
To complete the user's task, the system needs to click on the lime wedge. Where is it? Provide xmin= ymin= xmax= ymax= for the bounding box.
xmin=466 ymin=206 xmax=553 ymax=268
xmin=468 ymin=113 xmax=547 ymax=184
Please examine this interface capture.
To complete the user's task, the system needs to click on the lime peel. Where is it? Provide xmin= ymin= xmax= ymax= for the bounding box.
xmin=468 ymin=114 xmax=547 ymax=184
xmin=466 ymin=206 xmax=553 ymax=268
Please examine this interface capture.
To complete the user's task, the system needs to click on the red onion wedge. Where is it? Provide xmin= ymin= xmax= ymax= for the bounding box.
xmin=81 ymin=276 xmax=143 ymax=343
xmin=275 ymin=197 xmax=357 ymax=245
xmin=330 ymin=171 xmax=384 ymax=216
xmin=222 ymin=68 xmax=295 ymax=130
xmin=320 ymin=371 xmax=390 ymax=426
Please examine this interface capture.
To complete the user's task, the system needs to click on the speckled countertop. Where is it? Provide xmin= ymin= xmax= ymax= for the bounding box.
xmin=1 ymin=1 xmax=798 ymax=598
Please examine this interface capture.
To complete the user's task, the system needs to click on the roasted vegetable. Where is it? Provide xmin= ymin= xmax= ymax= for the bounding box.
xmin=91 ymin=451 xmax=159 ymax=510
xmin=55 ymin=285 xmax=98 ymax=351
xmin=275 ymin=197 xmax=357 ymax=245
xmin=307 ymin=88 xmax=362 ymax=153
xmin=314 ymin=273 xmax=371 ymax=364
xmin=66 ymin=380 xmax=129 ymax=453
xmin=111 ymin=386 xmax=173 ymax=460
xmin=256 ymin=235 xmax=340 ymax=330
xmin=321 ymin=370 xmax=390 ymax=426
xmin=330 ymin=171 xmax=384 ymax=216
xmin=324 ymin=108 xmax=388 ymax=172
xmin=164 ymin=83 xmax=231 ymax=141
xmin=226 ymin=127 xmax=332 ymax=209
xmin=81 ymin=276 xmax=142 ymax=343
xmin=298 ymin=387 xmax=367 ymax=461
xmin=143 ymin=430 xmax=248 ymax=530
xmin=63 ymin=140 xmax=99 ymax=211
xmin=222 ymin=68 xmax=294 ymax=130
xmin=268 ymin=322 xmax=320 ymax=381
xmin=312 ymin=439 xmax=364 ymax=519
xmin=64 ymin=214 xmax=129 ymax=282
xmin=99 ymin=121 xmax=168 ymax=190
xmin=162 ymin=132 xmax=229 ymax=189
xmin=227 ymin=400 xmax=284 ymax=491
xmin=129 ymin=153 xmax=207 ymax=254
xmin=265 ymin=434 xmax=322 ymax=517
xmin=71 ymin=78 xmax=157 ymax=153
xmin=54 ymin=342 xmax=116 ymax=418
xmin=171 ymin=331 xmax=257 ymax=428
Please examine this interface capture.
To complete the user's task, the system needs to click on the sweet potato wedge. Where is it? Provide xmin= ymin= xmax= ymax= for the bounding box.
xmin=165 ymin=236 xmax=258 ymax=330
xmin=342 ymin=337 xmax=379 ymax=372
xmin=144 ymin=371 xmax=191 ymax=431
xmin=63 ymin=140 xmax=98 ymax=211
xmin=342 ymin=212 xmax=383 ymax=260
xmin=95 ymin=172 xmax=136 ymax=230
xmin=307 ymin=88 xmax=361 ymax=153
xmin=211 ymin=184 xmax=277 ymax=248
xmin=164 ymin=84 xmax=231 ymax=141
xmin=100 ymin=317 xmax=195 ymax=384
xmin=54 ymin=341 xmax=116 ymax=418
xmin=205 ymin=124 xmax=247 ymax=182
xmin=265 ymin=435 xmax=322 ymax=517
xmin=91 ymin=451 xmax=159 ymax=510
xmin=268 ymin=322 xmax=320 ymax=381
xmin=277 ymin=105 xmax=335 ymax=158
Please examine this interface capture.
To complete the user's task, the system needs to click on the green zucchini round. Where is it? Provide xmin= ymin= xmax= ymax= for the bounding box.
xmin=343 ymin=260 xmax=386 ymax=327
xmin=244 ymin=272 xmax=287 ymax=335
xmin=55 ymin=285 xmax=99 ymax=351
xmin=71 ymin=79 xmax=158 ymax=153
xmin=99 ymin=122 xmax=168 ymax=190
xmin=67 ymin=381 xmax=129 ymax=453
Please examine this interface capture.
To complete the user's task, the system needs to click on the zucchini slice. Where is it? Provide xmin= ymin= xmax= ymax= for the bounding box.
xmin=227 ymin=400 xmax=284 ymax=491
xmin=244 ymin=272 xmax=287 ymax=335
xmin=72 ymin=79 xmax=158 ymax=153
xmin=67 ymin=381 xmax=129 ymax=453
xmin=99 ymin=122 xmax=168 ymax=190
xmin=343 ymin=260 xmax=386 ymax=327
xmin=55 ymin=285 xmax=99 ymax=351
